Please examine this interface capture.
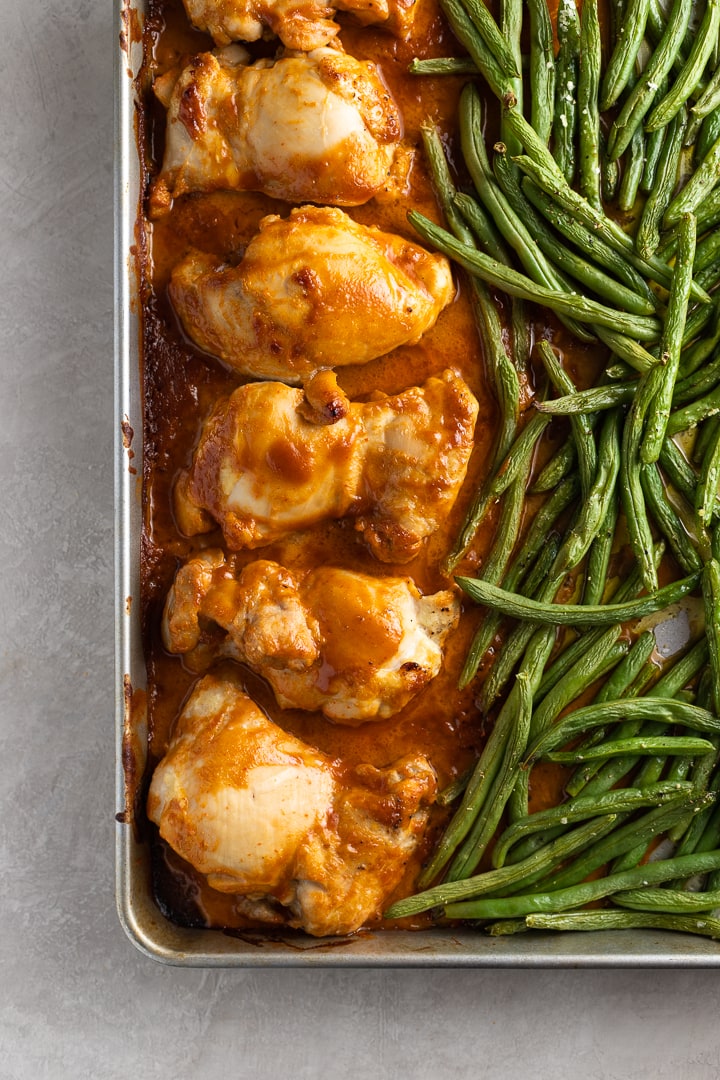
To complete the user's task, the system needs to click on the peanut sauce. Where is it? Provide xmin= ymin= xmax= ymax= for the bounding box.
xmin=138 ymin=0 xmax=581 ymax=932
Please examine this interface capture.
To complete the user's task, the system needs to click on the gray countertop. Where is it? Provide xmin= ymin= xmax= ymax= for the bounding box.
xmin=1 ymin=0 xmax=719 ymax=1075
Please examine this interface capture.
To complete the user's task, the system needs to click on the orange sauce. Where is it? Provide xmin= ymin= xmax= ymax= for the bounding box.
xmin=137 ymin=0 xmax=583 ymax=930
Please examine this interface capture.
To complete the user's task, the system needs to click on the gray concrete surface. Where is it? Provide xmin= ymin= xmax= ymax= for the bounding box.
xmin=1 ymin=0 xmax=720 ymax=1076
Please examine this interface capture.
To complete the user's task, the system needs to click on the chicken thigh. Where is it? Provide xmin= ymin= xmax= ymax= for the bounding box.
xmin=150 ymin=47 xmax=401 ymax=215
xmin=170 ymin=207 xmax=454 ymax=382
xmin=162 ymin=554 xmax=460 ymax=722
xmin=174 ymin=369 xmax=479 ymax=562
xmin=147 ymin=674 xmax=437 ymax=935
xmin=181 ymin=0 xmax=417 ymax=51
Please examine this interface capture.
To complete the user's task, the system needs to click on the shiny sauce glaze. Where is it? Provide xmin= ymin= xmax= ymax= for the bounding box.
xmin=138 ymin=0 xmax=580 ymax=931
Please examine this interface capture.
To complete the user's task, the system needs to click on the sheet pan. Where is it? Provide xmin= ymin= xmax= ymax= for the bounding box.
xmin=113 ymin=0 xmax=720 ymax=966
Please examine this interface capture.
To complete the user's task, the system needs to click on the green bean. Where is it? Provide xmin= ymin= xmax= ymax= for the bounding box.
xmin=577 ymin=0 xmax=602 ymax=210
xmin=384 ymin=816 xmax=619 ymax=919
xmin=535 ymin=340 xmax=596 ymax=498
xmin=477 ymin=551 xmax=563 ymax=713
xmin=675 ymin=347 xmax=720 ymax=404
xmin=457 ymin=501 xmax=533 ymax=688
xmin=621 ymin=364 xmax=666 ymax=591
xmin=529 ymin=625 xmax=624 ymax=741
xmin=448 ymin=651 xmax=551 ymax=881
xmin=642 ymin=213 xmax=697 ymax=463
xmin=528 ymin=794 xmax=713 ymax=892
xmin=436 ymin=767 xmax=473 ymax=807
xmin=614 ymin=888 xmax=720 ymax=913
xmin=553 ymin=410 xmax=622 ymax=580
xmin=530 ymin=440 xmax=577 ymax=493
xmin=458 ymin=481 xmax=578 ymax=689
xmin=646 ymin=0 xmax=720 ymax=131
xmin=601 ymin=0 xmax=651 ymax=111
xmin=697 ymin=427 xmax=720 ymax=531
xmin=523 ymin=911 xmax=720 ymax=938
xmin=492 ymin=782 xmax=694 ymax=871
xmin=683 ymin=300 xmax=719 ymax=351
xmin=437 ymin=0 xmax=514 ymax=101
xmin=444 ymin=848 xmax=720 ymax=919
xmin=480 ymin=414 xmax=550 ymax=506
xmin=665 ymin=133 xmax=720 ymax=227
xmin=527 ymin=0 xmax=554 ymax=147
xmin=553 ymin=0 xmax=580 ymax=183
xmin=583 ymin=492 xmax=619 ymax=608
xmin=486 ymin=919 xmax=529 ymax=935
xmin=453 ymin=191 xmax=531 ymax=375
xmin=694 ymin=230 xmax=720 ymax=275
xmin=493 ymin=149 xmax=656 ymax=317
xmin=697 ymin=259 xmax=720 ymax=290
xmin=607 ymin=0 xmax=693 ymax=161
xmin=534 ymin=550 xmax=663 ymax=702
xmin=458 ymin=0 xmax=520 ymax=79
xmin=418 ymin=616 xmax=554 ymax=886
xmin=535 ymin=382 xmax=636 ymax=415
xmin=641 ymin=461 xmax=704 ymax=573
xmin=636 ymin=109 xmax=687 ymax=261
xmin=408 ymin=57 xmax=478 ymax=76
xmin=601 ymin=132 xmax=621 ymax=202
xmin=498 ymin=0 xmax=523 ymax=159
xmin=659 ymin=436 xmax=697 ymax=498
xmin=511 ymin=150 xmax=709 ymax=302
xmin=564 ymin=633 xmax=658 ymax=797
xmin=618 ymin=116 xmax=646 ymax=214
xmin=423 ymin=127 xmax=522 ymax=576
xmin=474 ymin=282 xmax=520 ymax=467
xmin=442 ymin=303 xmax=519 ymax=571
xmin=415 ymin=703 xmax=513 ymax=886
xmin=408 ymin=212 xmax=661 ymax=340
xmin=669 ymin=742 xmax=720 ymax=853
xmin=521 ymin=177 xmax=662 ymax=309
xmin=563 ymin=640 xmax=709 ymax=803
xmin=421 ymin=124 xmax=475 ymax=246
xmin=457 ymin=571 xmax=700 ymax=628
xmin=667 ymin=382 xmax=720 ymax=435
xmin=453 ymin=193 xmax=511 ymax=261
xmin=459 ymin=90 xmax=594 ymax=343
xmin=703 ymin=560 xmax=720 ymax=714
xmin=641 ymin=79 xmax=670 ymax=193
xmin=680 ymin=332 xmax=720 ymax=389
xmin=662 ymin=190 xmax=720 ymax=260
xmin=546 ymin=736 xmax=716 ymax=764
xmin=638 ymin=0 xmax=691 ymax=73
xmin=526 ymin=698 xmax=719 ymax=767
xmin=696 ymin=106 xmax=720 ymax=163
xmin=691 ymin=51 xmax=720 ymax=119
xmin=478 ymin=473 xmax=531 ymax=589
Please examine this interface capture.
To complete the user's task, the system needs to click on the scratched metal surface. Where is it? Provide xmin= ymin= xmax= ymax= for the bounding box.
xmin=113 ymin=0 xmax=720 ymax=971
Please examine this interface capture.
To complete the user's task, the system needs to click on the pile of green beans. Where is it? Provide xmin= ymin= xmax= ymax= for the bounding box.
xmin=392 ymin=0 xmax=720 ymax=943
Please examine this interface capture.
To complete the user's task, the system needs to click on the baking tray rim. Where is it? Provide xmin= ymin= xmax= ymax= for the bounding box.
xmin=113 ymin=0 xmax=720 ymax=966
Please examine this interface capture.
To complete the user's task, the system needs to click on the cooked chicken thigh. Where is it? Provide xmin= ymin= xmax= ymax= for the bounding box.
xmin=147 ymin=674 xmax=437 ymax=935
xmin=150 ymin=48 xmax=401 ymax=215
xmin=174 ymin=369 xmax=478 ymax=562
xmin=163 ymin=554 xmax=460 ymax=722
xmin=181 ymin=0 xmax=417 ymax=51
xmin=170 ymin=207 xmax=454 ymax=382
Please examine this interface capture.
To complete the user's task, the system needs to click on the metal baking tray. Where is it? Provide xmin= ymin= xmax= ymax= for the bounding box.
xmin=114 ymin=0 xmax=720 ymax=966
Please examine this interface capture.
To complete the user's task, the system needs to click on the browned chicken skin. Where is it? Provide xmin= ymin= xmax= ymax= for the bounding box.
xmin=181 ymin=0 xmax=418 ymax=50
xmin=174 ymin=369 xmax=479 ymax=562
xmin=162 ymin=553 xmax=460 ymax=722
xmin=150 ymin=47 xmax=402 ymax=215
xmin=169 ymin=206 xmax=455 ymax=382
xmin=147 ymin=673 xmax=437 ymax=936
